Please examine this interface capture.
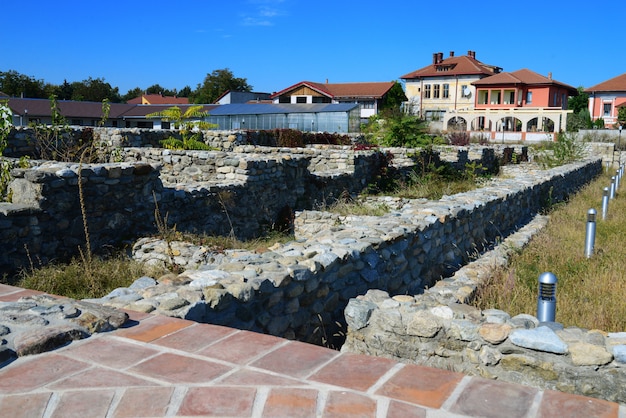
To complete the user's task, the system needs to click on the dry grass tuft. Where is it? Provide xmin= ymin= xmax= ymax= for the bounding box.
xmin=473 ymin=171 xmax=626 ymax=331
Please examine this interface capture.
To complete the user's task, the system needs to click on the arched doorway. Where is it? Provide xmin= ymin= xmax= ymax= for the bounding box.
xmin=447 ymin=116 xmax=467 ymax=131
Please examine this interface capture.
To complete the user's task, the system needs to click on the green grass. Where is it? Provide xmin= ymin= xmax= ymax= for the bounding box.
xmin=472 ymin=171 xmax=626 ymax=332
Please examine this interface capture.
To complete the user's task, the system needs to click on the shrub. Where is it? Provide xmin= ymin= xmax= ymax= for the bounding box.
xmin=447 ymin=131 xmax=470 ymax=146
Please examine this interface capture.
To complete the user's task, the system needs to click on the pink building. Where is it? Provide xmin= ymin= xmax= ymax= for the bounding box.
xmin=444 ymin=69 xmax=577 ymax=142
xmin=585 ymin=73 xmax=626 ymax=128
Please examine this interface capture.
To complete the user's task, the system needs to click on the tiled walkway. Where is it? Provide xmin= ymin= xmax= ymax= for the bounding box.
xmin=0 ymin=289 xmax=624 ymax=417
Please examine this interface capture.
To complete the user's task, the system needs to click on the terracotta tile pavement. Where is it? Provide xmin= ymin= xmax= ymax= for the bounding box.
xmin=262 ymin=388 xmax=319 ymax=417
xmin=0 ymin=392 xmax=52 ymax=417
xmin=0 ymin=286 xmax=624 ymax=417
xmin=128 ymin=352 xmax=232 ymax=384
xmin=49 ymin=389 xmax=116 ymax=418
xmin=375 ymin=363 xmax=464 ymax=409
xmin=251 ymin=339 xmax=340 ymax=378
xmin=177 ymin=386 xmax=257 ymax=417
xmin=448 ymin=377 xmax=538 ymax=418
xmin=198 ymin=328 xmax=286 ymax=364
xmin=151 ymin=322 xmax=238 ymax=352
xmin=111 ymin=387 xmax=175 ymax=418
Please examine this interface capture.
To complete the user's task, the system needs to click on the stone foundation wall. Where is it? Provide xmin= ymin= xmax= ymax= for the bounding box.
xmin=1 ymin=133 xmax=508 ymax=274
xmin=91 ymin=158 xmax=602 ymax=356
xmin=341 ymin=213 xmax=626 ymax=403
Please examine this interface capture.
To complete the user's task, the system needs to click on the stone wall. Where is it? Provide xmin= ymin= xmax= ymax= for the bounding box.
xmin=341 ymin=212 xmax=626 ymax=403
xmin=2 ymin=131 xmax=510 ymax=274
xmin=91 ymin=158 xmax=601 ymax=352
xmin=1 ymin=161 xmax=160 ymax=272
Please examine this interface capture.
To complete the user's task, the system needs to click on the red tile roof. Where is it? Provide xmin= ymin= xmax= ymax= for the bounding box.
xmin=473 ymin=69 xmax=577 ymax=94
xmin=271 ymin=81 xmax=395 ymax=99
xmin=127 ymin=94 xmax=189 ymax=105
xmin=400 ymin=51 xmax=501 ymax=80
xmin=585 ymin=72 xmax=626 ymax=92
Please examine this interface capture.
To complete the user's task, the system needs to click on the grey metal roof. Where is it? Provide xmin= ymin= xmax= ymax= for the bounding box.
xmin=207 ymin=103 xmax=359 ymax=116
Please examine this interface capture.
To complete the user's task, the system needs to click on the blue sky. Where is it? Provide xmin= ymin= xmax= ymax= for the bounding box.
xmin=3 ymin=0 xmax=625 ymax=96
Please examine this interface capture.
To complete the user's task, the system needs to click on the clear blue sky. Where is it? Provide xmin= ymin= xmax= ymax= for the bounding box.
xmin=3 ymin=0 xmax=625 ymax=96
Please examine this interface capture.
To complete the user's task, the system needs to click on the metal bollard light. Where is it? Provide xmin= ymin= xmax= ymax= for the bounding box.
xmin=584 ymin=208 xmax=597 ymax=258
xmin=602 ymin=187 xmax=610 ymax=220
xmin=537 ymin=272 xmax=557 ymax=323
xmin=610 ymin=177 xmax=616 ymax=199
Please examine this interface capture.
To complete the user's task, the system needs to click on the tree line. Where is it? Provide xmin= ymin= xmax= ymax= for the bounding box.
xmin=0 ymin=68 xmax=252 ymax=104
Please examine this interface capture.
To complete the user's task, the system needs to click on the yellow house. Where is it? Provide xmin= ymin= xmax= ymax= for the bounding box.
xmin=401 ymin=50 xmax=501 ymax=121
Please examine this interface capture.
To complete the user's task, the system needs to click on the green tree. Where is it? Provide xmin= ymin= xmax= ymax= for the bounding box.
xmin=567 ymin=87 xmax=589 ymax=114
xmin=146 ymin=84 xmax=177 ymax=96
xmin=380 ymin=81 xmax=408 ymax=112
xmin=178 ymin=85 xmax=192 ymax=97
xmin=52 ymin=80 xmax=75 ymax=100
xmin=567 ymin=108 xmax=592 ymax=131
xmin=618 ymin=106 xmax=626 ymax=127
xmin=0 ymin=70 xmax=47 ymax=98
xmin=362 ymin=113 xmax=432 ymax=147
xmin=191 ymin=68 xmax=252 ymax=104
xmin=122 ymin=87 xmax=143 ymax=103
xmin=71 ymin=77 xmax=121 ymax=102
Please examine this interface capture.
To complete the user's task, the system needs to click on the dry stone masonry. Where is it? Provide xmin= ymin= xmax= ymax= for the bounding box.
xmin=81 ymin=158 xmax=618 ymax=405
xmin=2 ymin=127 xmax=621 ymax=403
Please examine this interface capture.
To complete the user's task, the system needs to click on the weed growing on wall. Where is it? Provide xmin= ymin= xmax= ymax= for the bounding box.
xmin=0 ymin=99 xmax=13 ymax=199
xmin=533 ymin=132 xmax=586 ymax=168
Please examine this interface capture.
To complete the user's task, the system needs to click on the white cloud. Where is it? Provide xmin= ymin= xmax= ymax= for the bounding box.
xmin=240 ymin=0 xmax=288 ymax=27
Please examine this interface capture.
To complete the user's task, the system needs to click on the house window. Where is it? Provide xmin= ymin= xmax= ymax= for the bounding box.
xmin=312 ymin=96 xmax=331 ymax=103
xmin=71 ymin=119 xmax=81 ymax=125
xmin=603 ymin=103 xmax=612 ymax=117
xmin=490 ymin=90 xmax=501 ymax=105
xmin=504 ymin=90 xmax=515 ymax=105
xmin=478 ymin=90 xmax=488 ymax=104
xmin=443 ymin=84 xmax=449 ymax=98
xmin=296 ymin=96 xmax=307 ymax=104
xmin=433 ymin=84 xmax=440 ymax=99
xmin=526 ymin=91 xmax=532 ymax=104
xmin=162 ymin=121 xmax=171 ymax=129
xmin=360 ymin=101 xmax=375 ymax=109
xmin=424 ymin=85 xmax=431 ymax=99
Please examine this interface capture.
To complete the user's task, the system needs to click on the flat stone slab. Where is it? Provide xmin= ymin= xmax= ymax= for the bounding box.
xmin=509 ymin=326 xmax=568 ymax=354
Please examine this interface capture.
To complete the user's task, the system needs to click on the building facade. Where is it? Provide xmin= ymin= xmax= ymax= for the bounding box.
xmin=400 ymin=51 xmax=501 ymax=120
xmin=270 ymin=81 xmax=396 ymax=121
xmin=443 ymin=69 xmax=577 ymax=142
xmin=585 ymin=72 xmax=626 ymax=128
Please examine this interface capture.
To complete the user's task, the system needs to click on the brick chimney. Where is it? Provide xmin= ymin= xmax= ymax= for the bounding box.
xmin=450 ymin=51 xmax=454 ymax=57
xmin=433 ymin=53 xmax=438 ymax=64
xmin=548 ymin=72 xmax=552 ymax=80
xmin=467 ymin=50 xmax=476 ymax=59
xmin=438 ymin=52 xmax=443 ymax=63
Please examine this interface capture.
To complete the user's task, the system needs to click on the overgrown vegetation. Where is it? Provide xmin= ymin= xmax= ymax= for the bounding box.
xmin=532 ymin=132 xmax=586 ymax=168
xmin=361 ymin=111 xmax=445 ymax=148
xmin=247 ymin=129 xmax=352 ymax=147
xmin=146 ymin=105 xmax=217 ymax=150
xmin=0 ymin=99 xmax=12 ymax=199
xmin=472 ymin=171 xmax=626 ymax=332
